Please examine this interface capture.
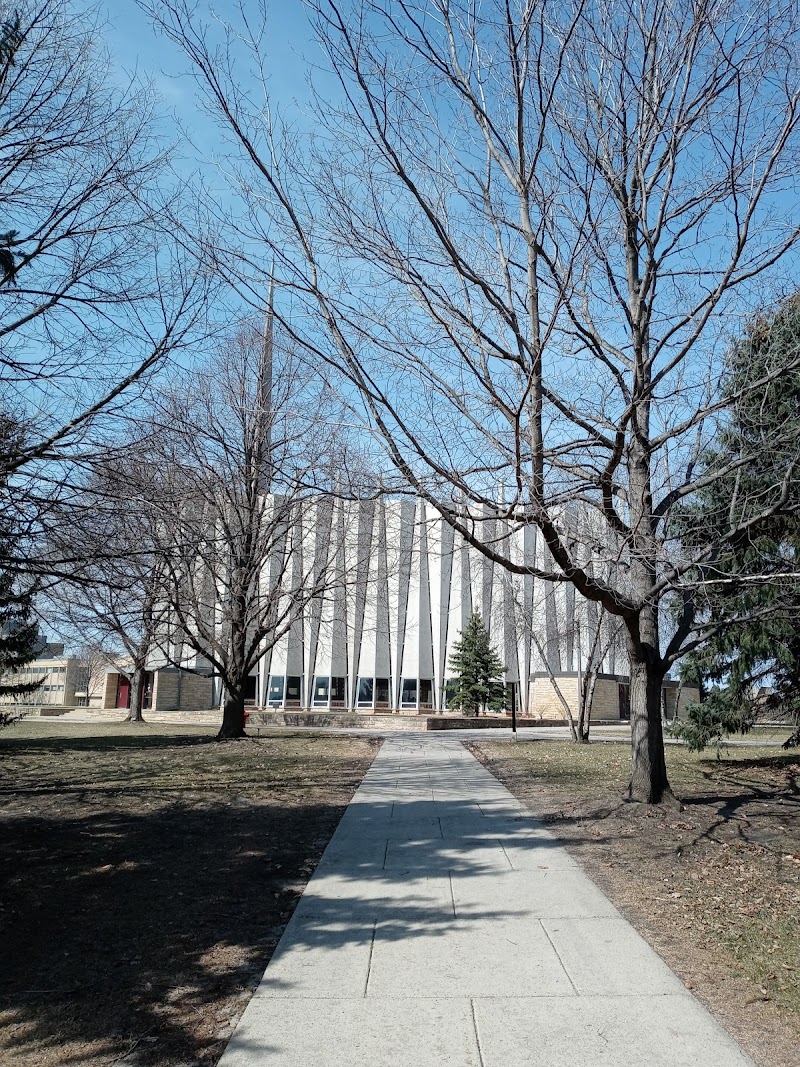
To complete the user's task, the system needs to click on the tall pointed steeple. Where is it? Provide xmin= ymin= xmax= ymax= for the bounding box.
xmin=256 ymin=272 xmax=275 ymax=492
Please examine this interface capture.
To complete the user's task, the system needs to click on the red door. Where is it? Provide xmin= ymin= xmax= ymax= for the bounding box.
xmin=116 ymin=676 xmax=131 ymax=709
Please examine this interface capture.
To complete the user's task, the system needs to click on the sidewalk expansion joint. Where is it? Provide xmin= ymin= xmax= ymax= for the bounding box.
xmin=469 ymin=998 xmax=486 ymax=1067
xmin=540 ymin=918 xmax=579 ymax=995
xmin=448 ymin=872 xmax=457 ymax=918
xmin=363 ymin=921 xmax=377 ymax=999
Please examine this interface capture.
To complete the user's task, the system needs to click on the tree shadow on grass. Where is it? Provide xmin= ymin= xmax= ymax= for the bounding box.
xmin=0 ymin=749 xmax=533 ymax=1067
xmin=0 ymin=732 xmax=218 ymax=756
xmin=2 ymin=798 xmax=345 ymax=1066
xmin=0 ymin=733 xmax=384 ymax=1067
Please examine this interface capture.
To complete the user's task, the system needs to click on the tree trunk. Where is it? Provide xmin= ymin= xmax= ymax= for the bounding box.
xmin=125 ymin=664 xmax=147 ymax=723
xmin=625 ymin=410 xmax=673 ymax=800
xmin=217 ymin=686 xmax=247 ymax=739
xmin=577 ymin=665 xmax=596 ymax=743
xmin=627 ymin=653 xmax=671 ymax=803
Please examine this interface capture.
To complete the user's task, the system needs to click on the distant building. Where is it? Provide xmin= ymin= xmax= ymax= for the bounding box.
xmin=1 ymin=645 xmax=81 ymax=710
xmin=161 ymin=494 xmax=698 ymax=720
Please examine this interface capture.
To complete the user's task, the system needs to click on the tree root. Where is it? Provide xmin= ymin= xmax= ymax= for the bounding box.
xmin=624 ymin=781 xmax=685 ymax=810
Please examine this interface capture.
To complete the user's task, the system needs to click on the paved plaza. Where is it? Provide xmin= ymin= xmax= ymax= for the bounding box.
xmin=219 ymin=736 xmax=753 ymax=1067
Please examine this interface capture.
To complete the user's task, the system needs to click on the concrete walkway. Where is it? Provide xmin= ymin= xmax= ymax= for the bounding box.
xmin=219 ymin=736 xmax=754 ymax=1067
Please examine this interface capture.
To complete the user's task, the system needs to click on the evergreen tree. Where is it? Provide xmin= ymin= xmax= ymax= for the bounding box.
xmin=0 ymin=572 xmax=41 ymax=709
xmin=447 ymin=612 xmax=506 ymax=716
xmin=674 ymin=296 xmax=800 ymax=750
xmin=0 ymin=412 xmax=41 ymax=720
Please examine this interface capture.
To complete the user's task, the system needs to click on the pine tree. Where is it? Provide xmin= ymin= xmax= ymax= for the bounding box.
xmin=0 ymin=574 xmax=41 ymax=708
xmin=447 ymin=612 xmax=506 ymax=717
xmin=674 ymin=295 xmax=800 ymax=750
xmin=0 ymin=412 xmax=42 ymax=722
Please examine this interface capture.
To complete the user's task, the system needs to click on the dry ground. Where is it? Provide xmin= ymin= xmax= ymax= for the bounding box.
xmin=472 ymin=737 xmax=800 ymax=1067
xmin=0 ymin=720 xmax=379 ymax=1067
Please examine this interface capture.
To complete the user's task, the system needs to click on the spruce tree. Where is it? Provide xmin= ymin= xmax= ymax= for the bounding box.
xmin=0 ymin=412 xmax=42 ymax=721
xmin=447 ymin=612 xmax=506 ymax=716
xmin=0 ymin=573 xmax=41 ymax=709
xmin=674 ymin=295 xmax=800 ymax=750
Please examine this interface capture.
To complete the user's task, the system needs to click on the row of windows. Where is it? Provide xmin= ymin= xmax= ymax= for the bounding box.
xmin=14 ymin=665 xmax=67 ymax=676
xmin=14 ymin=687 xmax=66 ymax=703
xmin=268 ymin=675 xmax=449 ymax=708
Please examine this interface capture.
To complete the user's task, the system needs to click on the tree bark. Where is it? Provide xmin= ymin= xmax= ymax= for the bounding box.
xmin=217 ymin=687 xmax=247 ymax=739
xmin=626 ymin=648 xmax=670 ymax=803
xmin=578 ymin=668 xmax=597 ymax=744
xmin=125 ymin=664 xmax=147 ymax=723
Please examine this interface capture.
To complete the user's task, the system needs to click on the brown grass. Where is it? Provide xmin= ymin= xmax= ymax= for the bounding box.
xmin=0 ymin=720 xmax=379 ymax=1067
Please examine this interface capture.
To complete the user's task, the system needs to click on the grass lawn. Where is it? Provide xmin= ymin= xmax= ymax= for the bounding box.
xmin=0 ymin=720 xmax=379 ymax=1067
xmin=472 ymin=739 xmax=800 ymax=1067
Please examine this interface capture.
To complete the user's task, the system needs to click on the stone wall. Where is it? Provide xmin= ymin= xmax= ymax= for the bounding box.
xmin=153 ymin=669 xmax=214 ymax=711
xmin=528 ymin=672 xmax=701 ymax=723
xmin=588 ymin=677 xmax=624 ymax=721
xmin=527 ymin=673 xmax=625 ymax=721
xmin=663 ymin=683 xmax=700 ymax=720
xmin=101 ymin=673 xmax=119 ymax=710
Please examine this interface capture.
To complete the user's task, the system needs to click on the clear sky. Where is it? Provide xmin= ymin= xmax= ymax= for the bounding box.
xmin=99 ymin=1 xmax=324 ymax=163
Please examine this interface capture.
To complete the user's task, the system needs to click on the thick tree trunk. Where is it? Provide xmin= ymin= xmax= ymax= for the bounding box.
xmin=627 ymin=653 xmax=671 ymax=803
xmin=217 ymin=687 xmax=247 ymax=739
xmin=125 ymin=664 xmax=147 ymax=723
xmin=625 ymin=417 xmax=673 ymax=801
xmin=217 ymin=598 xmax=250 ymax=739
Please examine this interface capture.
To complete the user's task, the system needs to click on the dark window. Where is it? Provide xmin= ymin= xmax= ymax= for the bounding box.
xmin=286 ymin=676 xmax=302 ymax=701
xmin=357 ymin=677 xmax=374 ymax=704
xmin=618 ymin=683 xmax=630 ymax=720
xmin=375 ymin=677 xmax=390 ymax=705
xmin=419 ymin=679 xmax=432 ymax=707
xmin=330 ymin=676 xmax=346 ymax=703
xmin=268 ymin=676 xmax=285 ymax=704
xmin=401 ymin=678 xmax=417 ymax=705
xmin=313 ymin=676 xmax=329 ymax=703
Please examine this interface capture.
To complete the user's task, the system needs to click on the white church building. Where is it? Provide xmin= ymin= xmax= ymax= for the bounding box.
xmin=252 ymin=493 xmax=674 ymax=721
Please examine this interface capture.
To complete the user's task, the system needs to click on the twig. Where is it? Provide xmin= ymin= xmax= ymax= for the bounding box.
xmin=109 ymin=1027 xmax=157 ymax=1066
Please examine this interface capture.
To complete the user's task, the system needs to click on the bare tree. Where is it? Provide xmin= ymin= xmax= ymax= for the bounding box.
xmin=149 ymin=0 xmax=800 ymax=800
xmin=46 ymin=445 xmax=172 ymax=721
xmin=509 ymin=578 xmax=625 ymax=742
xmin=148 ymin=318 xmax=353 ymax=739
xmin=71 ymin=643 xmax=118 ymax=707
xmin=0 ymin=0 xmax=208 ymax=588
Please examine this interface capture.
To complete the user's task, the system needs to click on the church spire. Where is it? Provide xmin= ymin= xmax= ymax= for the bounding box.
xmin=256 ymin=271 xmax=275 ymax=492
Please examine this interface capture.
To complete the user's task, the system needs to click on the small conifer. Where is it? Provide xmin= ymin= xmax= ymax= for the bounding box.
xmin=447 ymin=612 xmax=506 ymax=716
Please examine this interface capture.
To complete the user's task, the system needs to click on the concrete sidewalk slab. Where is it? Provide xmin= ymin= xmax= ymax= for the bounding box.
xmin=449 ymin=867 xmax=620 ymax=918
xmin=472 ymin=996 xmax=755 ymax=1067
xmin=367 ymin=918 xmax=577 ymax=998
xmin=221 ymin=999 xmax=482 ymax=1067
xmin=219 ymin=736 xmax=757 ymax=1067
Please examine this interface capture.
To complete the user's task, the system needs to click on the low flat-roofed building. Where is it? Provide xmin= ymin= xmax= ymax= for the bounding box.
xmin=1 ymin=643 xmax=81 ymax=710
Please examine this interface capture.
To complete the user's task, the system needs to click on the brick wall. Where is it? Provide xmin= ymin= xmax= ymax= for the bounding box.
xmin=664 ymin=684 xmax=700 ymax=720
xmin=528 ymin=672 xmax=701 ymax=722
xmin=153 ymin=669 xmax=213 ymax=711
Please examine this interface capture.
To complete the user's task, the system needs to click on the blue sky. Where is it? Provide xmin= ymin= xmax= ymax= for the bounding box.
xmin=100 ymin=1 xmax=322 ymax=160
